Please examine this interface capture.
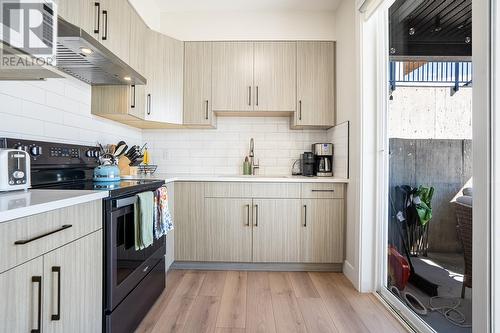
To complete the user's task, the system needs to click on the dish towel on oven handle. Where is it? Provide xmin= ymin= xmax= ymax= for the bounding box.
xmin=134 ymin=191 xmax=154 ymax=250
xmin=154 ymin=185 xmax=174 ymax=239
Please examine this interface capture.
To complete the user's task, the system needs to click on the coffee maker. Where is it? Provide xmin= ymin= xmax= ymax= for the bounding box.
xmin=313 ymin=143 xmax=333 ymax=177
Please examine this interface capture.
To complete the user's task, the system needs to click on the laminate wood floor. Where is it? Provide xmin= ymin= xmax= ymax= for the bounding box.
xmin=135 ymin=270 xmax=408 ymax=333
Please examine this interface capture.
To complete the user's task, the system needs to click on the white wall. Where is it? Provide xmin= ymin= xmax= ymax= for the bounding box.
xmin=0 ymin=75 xmax=142 ymax=146
xmin=334 ymin=0 xmax=361 ymax=289
xmin=158 ymin=11 xmax=336 ymax=41
xmin=143 ymin=117 xmax=328 ymax=175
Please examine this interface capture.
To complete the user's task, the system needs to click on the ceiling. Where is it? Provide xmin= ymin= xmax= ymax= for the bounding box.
xmin=148 ymin=0 xmax=341 ymax=12
xmin=389 ymin=0 xmax=472 ymax=59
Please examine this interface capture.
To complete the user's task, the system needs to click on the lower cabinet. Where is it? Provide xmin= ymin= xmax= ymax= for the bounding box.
xmin=0 ymin=256 xmax=43 ymax=332
xmin=205 ymin=198 xmax=253 ymax=262
xmin=42 ymin=231 xmax=102 ymax=333
xmin=301 ymin=199 xmax=344 ymax=263
xmin=0 ymin=230 xmax=102 ymax=332
xmin=252 ymin=199 xmax=301 ymax=263
xmin=174 ymin=182 xmax=346 ymax=264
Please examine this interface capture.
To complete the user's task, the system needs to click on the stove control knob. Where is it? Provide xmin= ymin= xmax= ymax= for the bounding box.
xmin=30 ymin=146 xmax=42 ymax=157
xmin=16 ymin=145 xmax=28 ymax=152
xmin=86 ymin=150 xmax=94 ymax=158
xmin=12 ymin=171 xmax=25 ymax=179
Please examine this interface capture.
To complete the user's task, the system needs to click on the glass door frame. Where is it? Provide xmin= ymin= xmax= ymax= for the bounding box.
xmin=365 ymin=2 xmax=437 ymax=332
xmin=363 ymin=0 xmax=493 ymax=332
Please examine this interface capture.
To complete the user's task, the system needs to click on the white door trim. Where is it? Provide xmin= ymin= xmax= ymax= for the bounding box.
xmin=472 ymin=0 xmax=492 ymax=332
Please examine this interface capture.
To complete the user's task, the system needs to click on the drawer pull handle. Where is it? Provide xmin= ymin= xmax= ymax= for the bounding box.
xmin=311 ymin=189 xmax=335 ymax=192
xmin=205 ymin=100 xmax=209 ymax=120
xmin=245 ymin=204 xmax=250 ymax=226
xmin=32 ymin=276 xmax=42 ymax=333
xmin=102 ymin=10 xmax=108 ymax=40
xmin=254 ymin=204 xmax=259 ymax=227
xmin=14 ymin=225 xmax=73 ymax=245
xmin=303 ymin=205 xmax=307 ymax=227
xmin=93 ymin=2 xmax=100 ymax=34
xmin=51 ymin=267 xmax=61 ymax=321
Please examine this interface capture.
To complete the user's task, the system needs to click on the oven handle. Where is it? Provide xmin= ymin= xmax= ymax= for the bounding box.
xmin=115 ymin=196 xmax=137 ymax=208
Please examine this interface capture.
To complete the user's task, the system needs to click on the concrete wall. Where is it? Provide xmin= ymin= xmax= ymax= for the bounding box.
xmin=389 ymin=87 xmax=472 ymax=140
xmin=389 ymin=138 xmax=472 ymax=253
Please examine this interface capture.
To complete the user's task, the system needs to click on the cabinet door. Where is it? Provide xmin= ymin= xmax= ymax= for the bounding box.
xmin=183 ymin=42 xmax=214 ymax=126
xmin=252 ymin=199 xmax=301 ymax=262
xmin=161 ymin=35 xmax=184 ymax=124
xmin=57 ymin=0 xmax=99 ymax=40
xmin=174 ymin=182 xmax=205 ymax=261
xmin=128 ymin=6 xmax=147 ymax=75
xmin=100 ymin=0 xmax=131 ymax=63
xmin=296 ymin=41 xmax=336 ymax=127
xmin=254 ymin=42 xmax=296 ymax=112
xmin=205 ymin=198 xmax=253 ymax=262
xmin=301 ymin=199 xmax=344 ymax=263
xmin=42 ymin=231 xmax=102 ymax=333
xmin=0 ymin=257 xmax=43 ymax=333
xmin=212 ymin=42 xmax=254 ymax=112
xmin=144 ymin=32 xmax=183 ymax=124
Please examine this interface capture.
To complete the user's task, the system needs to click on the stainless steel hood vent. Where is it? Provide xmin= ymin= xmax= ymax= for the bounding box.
xmin=56 ymin=18 xmax=146 ymax=86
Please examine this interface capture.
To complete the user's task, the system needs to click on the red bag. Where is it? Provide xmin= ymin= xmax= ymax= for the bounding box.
xmin=388 ymin=245 xmax=411 ymax=290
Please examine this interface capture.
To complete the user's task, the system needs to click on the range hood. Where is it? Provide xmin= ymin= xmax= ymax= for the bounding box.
xmin=56 ymin=18 xmax=146 ymax=86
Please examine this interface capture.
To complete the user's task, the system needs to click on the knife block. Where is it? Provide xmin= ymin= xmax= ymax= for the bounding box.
xmin=118 ymin=156 xmax=131 ymax=176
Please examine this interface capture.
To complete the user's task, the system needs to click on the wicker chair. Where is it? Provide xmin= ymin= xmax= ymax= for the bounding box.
xmin=454 ymin=201 xmax=472 ymax=298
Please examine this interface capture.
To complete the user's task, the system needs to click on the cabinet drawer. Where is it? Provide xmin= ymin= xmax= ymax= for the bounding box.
xmin=0 ymin=200 xmax=102 ymax=273
xmin=301 ymin=183 xmax=344 ymax=199
xmin=251 ymin=183 xmax=300 ymax=198
xmin=204 ymin=182 xmax=253 ymax=198
xmin=204 ymin=182 xmax=300 ymax=198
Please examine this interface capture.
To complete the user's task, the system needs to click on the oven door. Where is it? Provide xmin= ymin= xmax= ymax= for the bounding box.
xmin=105 ymin=194 xmax=165 ymax=312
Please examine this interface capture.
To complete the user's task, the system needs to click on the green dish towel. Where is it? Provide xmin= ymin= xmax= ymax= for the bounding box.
xmin=134 ymin=191 xmax=154 ymax=250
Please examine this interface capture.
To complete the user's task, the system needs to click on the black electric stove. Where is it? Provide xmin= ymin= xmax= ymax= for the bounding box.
xmin=0 ymin=137 xmax=164 ymax=197
xmin=0 ymin=137 xmax=167 ymax=333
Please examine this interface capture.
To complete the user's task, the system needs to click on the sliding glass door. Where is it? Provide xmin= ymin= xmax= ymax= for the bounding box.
xmin=377 ymin=1 xmax=475 ymax=332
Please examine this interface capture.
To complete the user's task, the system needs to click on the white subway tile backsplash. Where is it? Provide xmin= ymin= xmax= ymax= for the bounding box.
xmin=143 ymin=117 xmax=330 ymax=176
xmin=1 ymin=77 xmax=142 ymax=146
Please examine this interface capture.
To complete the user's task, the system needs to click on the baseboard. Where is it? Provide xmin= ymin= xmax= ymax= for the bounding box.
xmin=343 ymin=260 xmax=359 ymax=289
xmin=171 ymin=261 xmax=343 ymax=272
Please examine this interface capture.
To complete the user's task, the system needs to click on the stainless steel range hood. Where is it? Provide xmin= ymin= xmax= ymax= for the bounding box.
xmin=56 ymin=18 xmax=146 ymax=86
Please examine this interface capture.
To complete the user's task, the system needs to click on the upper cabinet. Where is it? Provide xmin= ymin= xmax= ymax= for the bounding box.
xmin=183 ymin=42 xmax=215 ymax=127
xmin=58 ymin=0 xmax=130 ymax=63
xmin=92 ymin=29 xmax=184 ymax=127
xmin=212 ymin=41 xmax=297 ymax=114
xmin=129 ymin=6 xmax=147 ymax=76
xmin=212 ymin=42 xmax=254 ymax=112
xmin=293 ymin=41 xmax=336 ymax=128
xmin=58 ymin=2 xmax=336 ymax=129
xmin=253 ymin=42 xmax=297 ymax=112
xmin=57 ymin=0 xmax=99 ymax=40
xmin=144 ymin=31 xmax=184 ymax=124
xmin=99 ymin=0 xmax=131 ymax=64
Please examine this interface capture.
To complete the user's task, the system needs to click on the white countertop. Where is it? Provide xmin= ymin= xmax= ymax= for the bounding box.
xmin=126 ymin=173 xmax=350 ymax=184
xmin=0 ymin=189 xmax=109 ymax=223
